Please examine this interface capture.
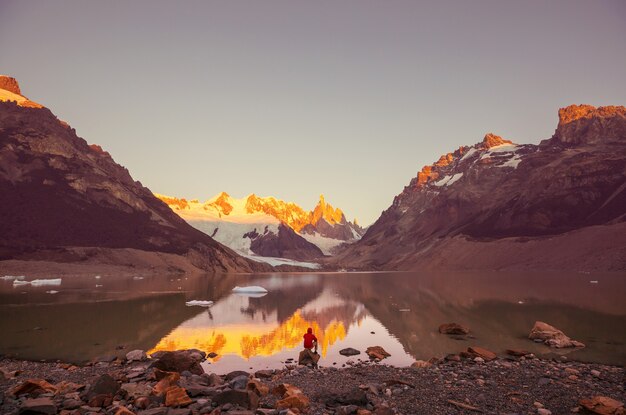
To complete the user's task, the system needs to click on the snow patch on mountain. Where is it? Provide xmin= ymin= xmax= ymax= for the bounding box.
xmin=301 ymin=232 xmax=345 ymax=255
xmin=433 ymin=172 xmax=464 ymax=187
xmin=242 ymin=254 xmax=321 ymax=269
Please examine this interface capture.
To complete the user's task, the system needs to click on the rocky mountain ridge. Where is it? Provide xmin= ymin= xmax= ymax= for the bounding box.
xmin=332 ymin=104 xmax=626 ymax=271
xmin=0 ymin=76 xmax=268 ymax=273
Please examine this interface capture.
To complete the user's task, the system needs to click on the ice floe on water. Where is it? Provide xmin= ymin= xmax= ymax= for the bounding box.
xmin=185 ymin=300 xmax=214 ymax=307
xmin=31 ymin=279 xmax=62 ymax=286
xmin=12 ymin=278 xmax=62 ymax=287
xmin=46 ymin=290 xmax=59 ymax=294
xmin=1 ymin=275 xmax=25 ymax=281
xmin=133 ymin=276 xmax=144 ymax=280
xmin=232 ymin=286 xmax=268 ymax=295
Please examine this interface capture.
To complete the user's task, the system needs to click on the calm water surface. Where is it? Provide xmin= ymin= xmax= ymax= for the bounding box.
xmin=0 ymin=272 xmax=624 ymax=373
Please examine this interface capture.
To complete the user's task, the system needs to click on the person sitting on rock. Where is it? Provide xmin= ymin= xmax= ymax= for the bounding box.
xmin=303 ymin=327 xmax=318 ymax=353
xmin=298 ymin=327 xmax=320 ymax=367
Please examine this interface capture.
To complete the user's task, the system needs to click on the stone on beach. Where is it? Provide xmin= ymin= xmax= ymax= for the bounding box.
xmin=126 ymin=349 xmax=147 ymax=362
xmin=247 ymin=379 xmax=269 ymax=397
xmin=411 ymin=360 xmax=432 ymax=369
xmin=467 ymin=346 xmax=497 ymax=361
xmin=151 ymin=350 xmax=205 ymax=375
xmin=153 ymin=371 xmax=181 ymax=396
xmin=10 ymin=379 xmax=57 ymax=397
xmin=579 ymin=396 xmax=624 ymax=415
xmin=18 ymin=397 xmax=57 ymax=415
xmin=86 ymin=374 xmax=120 ymax=400
xmin=529 ymin=321 xmax=585 ymax=348
xmin=164 ymin=386 xmax=192 ymax=407
xmin=213 ymin=390 xmax=259 ymax=410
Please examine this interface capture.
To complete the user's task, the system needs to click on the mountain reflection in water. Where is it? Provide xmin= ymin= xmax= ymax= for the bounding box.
xmin=0 ymin=272 xmax=624 ymax=372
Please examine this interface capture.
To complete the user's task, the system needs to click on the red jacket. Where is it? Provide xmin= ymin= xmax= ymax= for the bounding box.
xmin=303 ymin=329 xmax=317 ymax=349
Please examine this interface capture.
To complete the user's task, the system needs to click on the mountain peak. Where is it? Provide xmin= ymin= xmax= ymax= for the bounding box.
xmin=0 ymin=75 xmax=43 ymax=108
xmin=0 ymin=75 xmax=21 ymax=95
xmin=481 ymin=133 xmax=513 ymax=149
xmin=553 ymin=104 xmax=626 ymax=146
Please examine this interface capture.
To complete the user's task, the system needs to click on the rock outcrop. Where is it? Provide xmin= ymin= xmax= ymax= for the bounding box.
xmin=333 ymin=105 xmax=626 ymax=271
xmin=0 ymin=78 xmax=268 ymax=273
xmin=0 ymin=75 xmax=21 ymax=95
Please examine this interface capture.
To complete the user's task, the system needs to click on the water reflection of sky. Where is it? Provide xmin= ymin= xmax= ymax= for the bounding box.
xmin=149 ymin=287 xmax=415 ymax=372
xmin=1 ymin=272 xmax=625 ymax=371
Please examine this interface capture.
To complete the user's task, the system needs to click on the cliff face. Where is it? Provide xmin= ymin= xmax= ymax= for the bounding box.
xmin=0 ymin=77 xmax=267 ymax=273
xmin=333 ymin=105 xmax=626 ymax=271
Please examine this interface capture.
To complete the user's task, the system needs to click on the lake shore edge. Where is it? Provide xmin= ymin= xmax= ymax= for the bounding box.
xmin=1 ymin=350 xmax=624 ymax=415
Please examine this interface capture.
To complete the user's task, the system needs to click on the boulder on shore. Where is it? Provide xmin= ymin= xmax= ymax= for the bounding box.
xmin=579 ymin=396 xmax=624 ymax=415
xmin=150 ymin=350 xmax=205 ymax=375
xmin=529 ymin=321 xmax=585 ymax=348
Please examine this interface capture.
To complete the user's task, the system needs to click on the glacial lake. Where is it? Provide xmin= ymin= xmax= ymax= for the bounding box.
xmin=0 ymin=271 xmax=625 ymax=373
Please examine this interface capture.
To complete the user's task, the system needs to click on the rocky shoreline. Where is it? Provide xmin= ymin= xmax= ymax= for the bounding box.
xmin=1 ymin=348 xmax=624 ymax=415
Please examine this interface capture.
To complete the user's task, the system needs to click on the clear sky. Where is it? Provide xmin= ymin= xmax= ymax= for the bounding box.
xmin=1 ymin=1 xmax=625 ymax=225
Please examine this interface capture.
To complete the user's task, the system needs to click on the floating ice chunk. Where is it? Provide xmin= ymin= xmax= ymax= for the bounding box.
xmin=590 ymin=280 xmax=599 ymax=284
xmin=45 ymin=290 xmax=59 ymax=294
xmin=133 ymin=276 xmax=144 ymax=280
xmin=1 ymin=275 xmax=25 ymax=280
xmin=232 ymin=285 xmax=268 ymax=293
xmin=94 ymin=275 xmax=101 ymax=279
xmin=185 ymin=300 xmax=214 ymax=307
xmin=95 ymin=284 xmax=103 ymax=288
xmin=30 ymin=279 xmax=62 ymax=286
xmin=12 ymin=280 xmax=30 ymax=287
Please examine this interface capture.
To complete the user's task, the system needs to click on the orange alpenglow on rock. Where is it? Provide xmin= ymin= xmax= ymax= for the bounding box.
xmin=0 ymin=75 xmax=43 ymax=108
xmin=553 ymin=104 xmax=626 ymax=145
xmin=481 ymin=133 xmax=513 ymax=149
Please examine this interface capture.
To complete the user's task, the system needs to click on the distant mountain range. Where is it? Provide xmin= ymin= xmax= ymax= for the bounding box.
xmin=1 ymin=75 xmax=624 ymax=273
xmin=156 ymin=192 xmax=364 ymax=263
xmin=333 ymin=104 xmax=626 ymax=271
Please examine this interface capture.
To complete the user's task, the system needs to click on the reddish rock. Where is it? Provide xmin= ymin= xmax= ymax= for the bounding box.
xmin=153 ymin=371 xmax=181 ymax=396
xmin=165 ymin=386 xmax=192 ymax=407
xmin=579 ymin=396 xmax=624 ymax=415
xmin=86 ymin=374 xmax=119 ymax=400
xmin=18 ymin=397 xmax=56 ymax=415
xmin=88 ymin=394 xmax=114 ymax=408
xmin=438 ymin=323 xmax=470 ymax=335
xmin=467 ymin=346 xmax=497 ymax=361
xmin=276 ymin=394 xmax=310 ymax=411
xmin=247 ymin=379 xmax=269 ymax=397
xmin=365 ymin=346 xmax=391 ymax=360
xmin=10 ymin=379 xmax=57 ymax=397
